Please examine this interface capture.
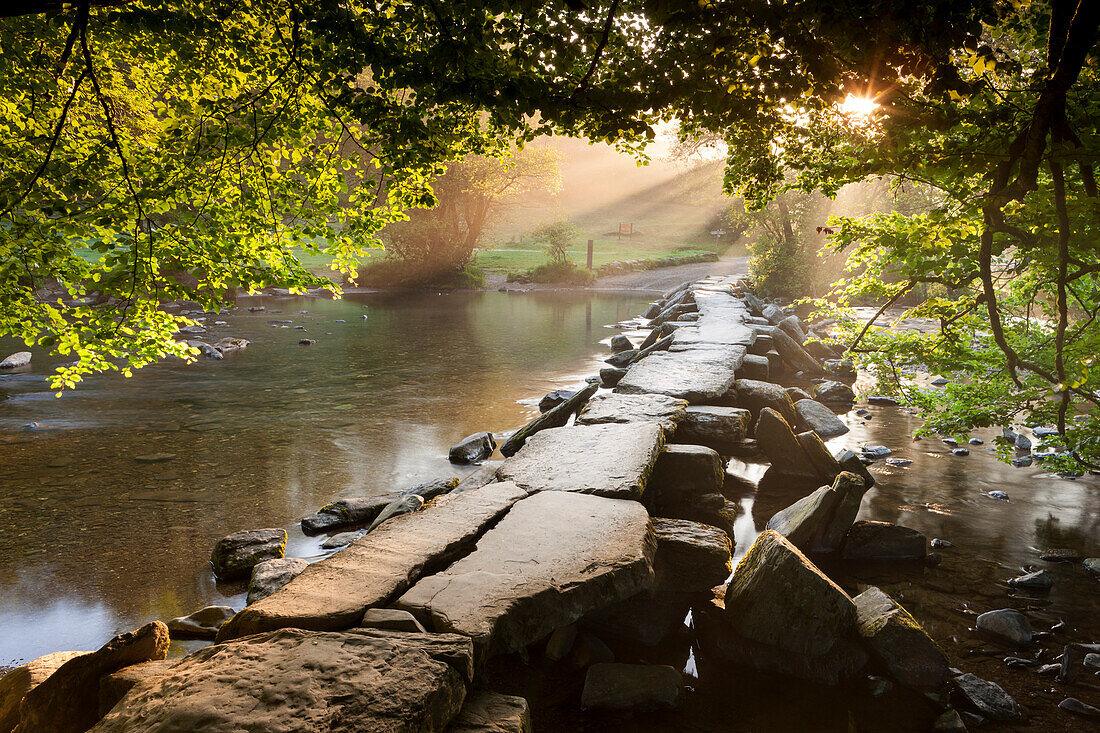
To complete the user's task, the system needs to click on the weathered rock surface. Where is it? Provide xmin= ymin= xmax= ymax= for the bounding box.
xmin=817 ymin=472 xmax=868 ymax=552
xmin=951 ymin=672 xmax=1022 ymax=720
xmin=539 ymin=389 xmax=576 ymax=412
xmin=497 ymin=423 xmax=664 ymax=501
xmin=1007 ymin=569 xmax=1053 ymax=590
xmin=500 ymin=382 xmax=599 ymax=457
xmin=247 ymin=557 xmax=308 ymax=605
xmin=615 ymin=346 xmax=744 ymax=403
xmin=707 ymin=530 xmax=865 ymax=684
xmin=1059 ymin=698 xmax=1100 ymax=719
xmin=813 ymin=380 xmax=856 ymax=403
xmin=834 ymin=448 xmax=877 ymax=488
xmin=769 ymin=327 xmax=825 ymax=375
xmin=765 ymin=486 xmax=840 ymax=554
xmin=0 ymin=352 xmax=30 ymax=369
xmin=841 ymin=521 xmax=927 ymax=561
xmin=396 ymin=492 xmax=655 ymax=661
xmin=360 ymin=608 xmax=427 ymax=633
xmin=97 ymin=660 xmax=178 ymax=718
xmin=210 ymin=528 xmax=287 ymax=580
xmin=450 ymin=432 xmax=497 ymax=464
xmin=15 ymin=621 xmax=169 ymax=733
xmin=580 ymin=664 xmax=683 ymax=712
xmin=599 ymin=366 xmax=627 ymax=387
xmin=218 ymin=483 xmax=528 ymax=641
xmin=91 ymin=629 xmax=475 ymax=733
xmin=738 ymin=353 xmax=770 ymax=381
xmin=301 ymin=493 xmax=399 ymax=534
xmin=793 ymin=399 xmax=850 ymax=439
xmin=671 ymin=405 xmax=750 ymax=450
xmin=651 ymin=518 xmax=732 ymax=593
xmin=0 ymin=651 xmax=89 ymax=733
xmin=854 ymin=587 xmax=948 ymax=690
xmin=975 ymin=609 xmax=1032 ymax=646
xmin=166 ymin=605 xmax=235 ymax=639
xmin=575 ymin=392 xmax=687 ymax=436
xmin=322 ymin=530 xmax=364 ymax=549
xmin=610 ymin=335 xmax=634 ymax=354
xmin=730 ymin=379 xmax=797 ymax=424
xmin=755 ymin=408 xmax=840 ymax=480
xmin=647 ymin=444 xmax=723 ymax=512
xmin=448 ymin=691 xmax=531 ymax=733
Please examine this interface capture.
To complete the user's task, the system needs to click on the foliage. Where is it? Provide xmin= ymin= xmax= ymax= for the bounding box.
xmin=519 ymin=260 xmax=597 ymax=286
xmin=383 ymin=145 xmax=561 ymax=274
xmin=532 ymin=220 xmax=578 ymax=265
xmin=355 ymin=258 xmax=484 ymax=290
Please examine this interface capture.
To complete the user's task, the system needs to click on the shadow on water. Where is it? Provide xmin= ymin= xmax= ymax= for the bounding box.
xmin=0 ymin=289 xmax=649 ymax=666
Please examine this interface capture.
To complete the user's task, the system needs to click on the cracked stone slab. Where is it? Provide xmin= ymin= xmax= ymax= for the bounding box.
xmin=575 ymin=392 xmax=688 ymax=436
xmin=91 ymin=629 xmax=474 ymax=733
xmin=396 ymin=491 xmax=656 ymax=662
xmin=615 ymin=346 xmax=745 ymax=403
xmin=497 ymin=423 xmax=664 ymax=500
xmin=217 ymin=482 xmax=527 ymax=641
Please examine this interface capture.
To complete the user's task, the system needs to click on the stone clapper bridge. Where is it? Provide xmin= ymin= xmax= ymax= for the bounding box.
xmin=10 ymin=275 xmax=977 ymax=732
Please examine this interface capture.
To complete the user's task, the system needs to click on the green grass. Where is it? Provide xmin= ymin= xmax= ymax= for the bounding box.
xmin=473 ymin=240 xmax=719 ymax=274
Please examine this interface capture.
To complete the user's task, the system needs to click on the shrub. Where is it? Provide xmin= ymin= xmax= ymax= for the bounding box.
xmin=353 ymin=258 xmax=484 ymax=289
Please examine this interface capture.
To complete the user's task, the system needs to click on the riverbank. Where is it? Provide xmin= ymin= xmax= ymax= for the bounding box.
xmin=2 ymin=276 xmax=1098 ymax=732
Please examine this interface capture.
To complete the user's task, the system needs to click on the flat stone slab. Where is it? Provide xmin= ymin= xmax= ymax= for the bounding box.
xmin=497 ymin=423 xmax=664 ymax=500
xmin=671 ymin=291 xmax=754 ymax=348
xmin=217 ymin=482 xmax=527 ymax=641
xmin=448 ymin=691 xmax=531 ymax=733
xmin=575 ymin=393 xmax=688 ymax=436
xmin=616 ymin=346 xmax=745 ymax=403
xmin=91 ymin=629 xmax=474 ymax=733
xmin=396 ymin=491 xmax=655 ymax=661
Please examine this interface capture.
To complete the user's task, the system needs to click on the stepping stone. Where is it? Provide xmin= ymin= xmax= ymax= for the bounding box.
xmin=671 ymin=405 xmax=750 ymax=450
xmin=651 ymin=518 xmax=732 ymax=594
xmin=854 ymin=587 xmax=948 ymax=690
xmin=396 ymin=492 xmax=655 ymax=662
xmin=616 ymin=346 xmax=745 ymax=403
xmin=575 ymin=393 xmax=688 ymax=436
xmin=91 ymin=629 xmax=474 ymax=732
xmin=497 ymin=423 xmax=664 ymax=501
xmin=217 ymin=482 xmax=527 ymax=641
xmin=449 ymin=691 xmax=532 ymax=732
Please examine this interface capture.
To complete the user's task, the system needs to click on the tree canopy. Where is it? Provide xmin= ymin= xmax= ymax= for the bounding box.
xmin=3 ymin=1 xmax=1099 ymax=464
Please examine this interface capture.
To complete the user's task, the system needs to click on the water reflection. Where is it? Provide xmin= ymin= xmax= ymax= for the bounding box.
xmin=0 ymin=290 xmax=648 ymax=666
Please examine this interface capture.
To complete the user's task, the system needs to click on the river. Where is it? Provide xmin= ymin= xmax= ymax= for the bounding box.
xmin=0 ymin=289 xmax=649 ymax=667
xmin=1 ymin=288 xmax=1098 ymax=730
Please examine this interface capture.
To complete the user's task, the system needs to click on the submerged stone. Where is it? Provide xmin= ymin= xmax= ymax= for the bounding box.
xmin=580 ymin=664 xmax=683 ymax=712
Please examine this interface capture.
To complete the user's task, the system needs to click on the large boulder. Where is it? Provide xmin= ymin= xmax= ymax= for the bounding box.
xmin=701 ymin=530 xmax=865 ymax=684
xmin=218 ymin=482 xmax=528 ymax=641
xmin=768 ymin=327 xmax=825 ymax=375
xmin=575 ymin=392 xmax=688 ymax=436
xmin=91 ymin=629 xmax=475 ymax=733
xmin=449 ymin=432 xmax=497 ymax=464
xmin=647 ymin=444 xmax=723 ymax=512
xmin=14 ymin=621 xmax=169 ymax=733
xmin=166 ymin=605 xmax=235 ymax=639
xmin=448 ymin=691 xmax=531 ymax=733
xmin=97 ymin=660 xmax=178 ymax=718
xmin=210 ymin=528 xmax=287 ymax=580
xmin=738 ymin=354 xmax=770 ymax=381
xmin=812 ymin=380 xmax=856 ymax=404
xmin=671 ymin=406 xmax=750 ymax=451
xmin=301 ymin=494 xmax=400 ymax=535
xmin=777 ymin=315 xmax=807 ymax=344
xmin=0 ymin=651 xmax=89 ymax=733
xmin=580 ymin=664 xmax=683 ymax=712
xmin=793 ymin=399 xmax=850 ymax=439
xmin=764 ymin=472 xmax=867 ymax=555
xmin=817 ymin=472 xmax=869 ymax=552
xmin=854 ymin=587 xmax=949 ymax=690
xmin=841 ymin=521 xmax=927 ymax=561
xmin=755 ymin=408 xmax=840 ymax=480
xmin=247 ymin=557 xmax=308 ymax=605
xmin=396 ymin=492 xmax=655 ymax=662
xmin=651 ymin=518 xmax=732 ymax=594
xmin=497 ymin=423 xmax=664 ymax=501
xmin=0 ymin=352 xmax=30 ymax=369
xmin=729 ymin=379 xmax=797 ymax=424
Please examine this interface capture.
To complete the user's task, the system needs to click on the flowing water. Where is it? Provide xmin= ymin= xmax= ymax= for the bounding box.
xmin=0 ymin=289 xmax=649 ymax=667
xmin=1 ymin=289 xmax=1098 ymax=730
